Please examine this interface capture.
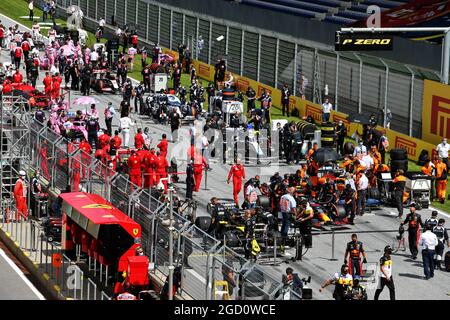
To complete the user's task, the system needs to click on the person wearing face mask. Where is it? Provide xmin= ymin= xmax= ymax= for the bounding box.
xmin=436 ymin=138 xmax=450 ymax=169
xmin=374 ymin=246 xmax=395 ymax=300
xmin=319 ymin=264 xmax=353 ymax=300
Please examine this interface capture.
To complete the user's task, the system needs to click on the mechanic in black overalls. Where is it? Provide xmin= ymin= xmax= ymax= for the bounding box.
xmin=86 ymin=116 xmax=100 ymax=149
xmin=209 ymin=198 xmax=227 ymax=240
xmin=142 ymin=65 xmax=151 ymax=93
xmin=185 ymin=162 xmax=195 ymax=200
xmin=296 ymin=199 xmax=314 ymax=249
xmin=122 ymin=79 xmax=133 ymax=104
xmin=34 ymin=107 xmax=46 ymax=124
xmin=116 ymin=58 xmax=127 ymax=88
xmin=400 ymin=206 xmax=424 ymax=260
xmin=134 ymin=81 xmax=145 ymax=115
xmin=80 ymin=64 xmax=92 ymax=96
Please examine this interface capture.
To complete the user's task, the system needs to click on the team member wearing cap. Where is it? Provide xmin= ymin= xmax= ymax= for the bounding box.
xmin=14 ymin=170 xmax=28 ymax=221
xmin=374 ymin=245 xmax=395 ymax=300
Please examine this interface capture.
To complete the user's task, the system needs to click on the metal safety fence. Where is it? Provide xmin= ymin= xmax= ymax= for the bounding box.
xmin=47 ymin=0 xmax=442 ymax=139
xmin=0 ymin=97 xmax=295 ymax=300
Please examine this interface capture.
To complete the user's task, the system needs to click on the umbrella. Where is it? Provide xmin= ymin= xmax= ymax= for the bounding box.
xmin=346 ymin=112 xmax=372 ymax=125
xmin=60 ymin=44 xmax=75 ymax=57
xmin=73 ymin=96 xmax=98 ymax=105
xmin=312 ymin=147 xmax=340 ymax=165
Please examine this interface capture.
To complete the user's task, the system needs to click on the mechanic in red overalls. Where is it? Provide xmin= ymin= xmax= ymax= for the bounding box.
xmin=14 ymin=170 xmax=28 ymax=221
xmin=39 ymin=140 xmax=50 ymax=179
xmin=66 ymin=141 xmax=81 ymax=192
xmin=43 ymin=72 xmax=52 ymax=96
xmin=227 ymin=158 xmax=246 ymax=205
xmin=134 ymin=128 xmax=145 ymax=150
xmin=136 ymin=146 xmax=148 ymax=181
xmin=12 ymin=68 xmax=23 ymax=83
xmin=193 ymin=151 xmax=208 ymax=192
xmin=98 ymin=131 xmax=111 ymax=149
xmin=79 ymin=137 xmax=92 ymax=179
xmin=128 ymin=150 xmax=142 ymax=189
xmin=157 ymin=134 xmax=168 ymax=159
xmin=2 ymin=78 xmax=12 ymax=94
xmin=144 ymin=148 xmax=157 ymax=188
xmin=155 ymin=151 xmax=169 ymax=192
xmin=51 ymin=73 xmax=62 ymax=100
xmin=110 ymin=130 xmax=122 ymax=155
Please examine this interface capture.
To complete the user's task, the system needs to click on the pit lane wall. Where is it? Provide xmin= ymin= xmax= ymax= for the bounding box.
xmin=161 ymin=48 xmax=438 ymax=163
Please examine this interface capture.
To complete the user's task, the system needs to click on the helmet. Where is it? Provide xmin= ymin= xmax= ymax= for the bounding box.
xmin=19 ymin=170 xmax=26 ymax=177
xmin=384 ymin=245 xmax=392 ymax=254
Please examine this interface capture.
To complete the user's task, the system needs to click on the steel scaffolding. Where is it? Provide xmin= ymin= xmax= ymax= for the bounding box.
xmin=0 ymin=95 xmax=32 ymax=222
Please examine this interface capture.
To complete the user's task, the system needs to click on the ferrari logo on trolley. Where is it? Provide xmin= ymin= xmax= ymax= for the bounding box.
xmin=82 ymin=204 xmax=112 ymax=209
xmin=133 ymin=228 xmax=139 ymax=236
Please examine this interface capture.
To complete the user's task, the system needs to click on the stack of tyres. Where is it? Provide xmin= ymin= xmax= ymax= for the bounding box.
xmin=390 ymin=148 xmax=408 ymax=177
xmin=321 ymin=122 xmax=336 ymax=148
xmin=222 ymin=88 xmax=236 ymax=101
xmin=296 ymin=120 xmax=317 ymax=140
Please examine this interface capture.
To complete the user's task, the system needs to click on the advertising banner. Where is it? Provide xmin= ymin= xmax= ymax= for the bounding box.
xmin=422 ymin=79 xmax=450 ymax=145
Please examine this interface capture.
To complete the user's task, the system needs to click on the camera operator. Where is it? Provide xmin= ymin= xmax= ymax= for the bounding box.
xmin=285 ymin=267 xmax=303 ymax=299
xmin=295 ymin=199 xmax=314 ymax=248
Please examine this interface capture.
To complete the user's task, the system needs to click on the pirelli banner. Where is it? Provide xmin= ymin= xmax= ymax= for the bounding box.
xmin=422 ymin=80 xmax=450 ymax=145
xmin=335 ymin=33 xmax=393 ymax=51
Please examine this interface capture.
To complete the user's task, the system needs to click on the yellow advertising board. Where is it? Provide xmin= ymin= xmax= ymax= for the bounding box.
xmin=422 ymin=79 xmax=450 ymax=145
